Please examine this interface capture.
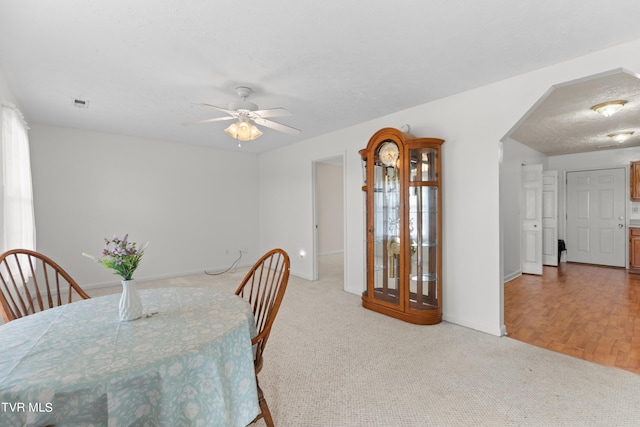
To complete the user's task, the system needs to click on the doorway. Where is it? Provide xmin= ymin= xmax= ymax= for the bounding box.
xmin=313 ymin=156 xmax=345 ymax=281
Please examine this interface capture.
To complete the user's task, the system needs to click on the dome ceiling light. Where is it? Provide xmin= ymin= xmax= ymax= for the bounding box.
xmin=591 ymin=100 xmax=627 ymax=117
xmin=224 ymin=117 xmax=263 ymax=142
xmin=608 ymin=131 xmax=634 ymax=143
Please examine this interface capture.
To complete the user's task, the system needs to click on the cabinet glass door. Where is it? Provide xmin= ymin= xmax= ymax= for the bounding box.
xmin=371 ymin=146 xmax=401 ymax=305
xmin=408 ymin=147 xmax=439 ymax=311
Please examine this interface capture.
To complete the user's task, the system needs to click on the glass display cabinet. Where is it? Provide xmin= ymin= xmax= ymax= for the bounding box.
xmin=359 ymin=128 xmax=444 ymax=325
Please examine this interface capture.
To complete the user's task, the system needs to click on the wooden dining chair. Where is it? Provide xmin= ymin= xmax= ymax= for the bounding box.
xmin=235 ymin=248 xmax=290 ymax=427
xmin=0 ymin=249 xmax=90 ymax=322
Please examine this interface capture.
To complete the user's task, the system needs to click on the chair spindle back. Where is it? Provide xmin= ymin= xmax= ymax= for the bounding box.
xmin=0 ymin=249 xmax=90 ymax=322
xmin=235 ymin=248 xmax=290 ymax=371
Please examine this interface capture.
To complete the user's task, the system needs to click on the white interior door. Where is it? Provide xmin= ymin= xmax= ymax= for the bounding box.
xmin=566 ymin=168 xmax=626 ymax=267
xmin=542 ymin=171 xmax=558 ymax=266
xmin=521 ymin=164 xmax=543 ymax=275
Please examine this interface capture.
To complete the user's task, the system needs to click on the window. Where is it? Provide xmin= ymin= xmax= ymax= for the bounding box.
xmin=1 ymin=104 xmax=35 ymax=253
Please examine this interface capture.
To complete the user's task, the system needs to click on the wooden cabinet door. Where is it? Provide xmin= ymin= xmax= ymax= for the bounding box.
xmin=630 ymin=228 xmax=640 ymax=273
xmin=631 ymin=162 xmax=640 ymax=201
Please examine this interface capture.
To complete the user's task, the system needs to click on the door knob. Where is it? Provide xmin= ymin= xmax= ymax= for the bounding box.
xmin=619 ymin=224 xmax=625 ymax=228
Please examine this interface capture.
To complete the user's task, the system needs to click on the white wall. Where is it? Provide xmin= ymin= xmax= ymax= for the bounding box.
xmin=0 ymin=68 xmax=18 ymax=106
xmin=258 ymin=134 xmax=363 ymax=281
xmin=259 ymin=38 xmax=640 ymax=336
xmin=29 ymin=124 xmax=260 ymax=287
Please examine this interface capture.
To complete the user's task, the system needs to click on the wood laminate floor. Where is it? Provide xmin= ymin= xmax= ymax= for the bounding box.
xmin=504 ymin=262 xmax=640 ymax=375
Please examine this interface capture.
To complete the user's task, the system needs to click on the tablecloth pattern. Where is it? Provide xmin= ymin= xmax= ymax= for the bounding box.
xmin=0 ymin=287 xmax=260 ymax=427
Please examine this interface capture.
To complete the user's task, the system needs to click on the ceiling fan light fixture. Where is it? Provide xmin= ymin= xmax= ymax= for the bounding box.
xmin=591 ymin=100 xmax=627 ymax=117
xmin=225 ymin=120 xmax=262 ymax=141
xmin=608 ymin=131 xmax=634 ymax=143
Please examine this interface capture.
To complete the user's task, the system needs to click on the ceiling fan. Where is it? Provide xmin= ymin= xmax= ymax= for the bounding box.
xmin=183 ymin=86 xmax=301 ymax=142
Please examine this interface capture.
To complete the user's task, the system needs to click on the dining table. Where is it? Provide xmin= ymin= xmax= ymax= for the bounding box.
xmin=0 ymin=286 xmax=260 ymax=427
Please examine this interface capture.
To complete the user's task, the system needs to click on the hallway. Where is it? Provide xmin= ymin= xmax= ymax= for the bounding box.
xmin=504 ymin=262 xmax=640 ymax=375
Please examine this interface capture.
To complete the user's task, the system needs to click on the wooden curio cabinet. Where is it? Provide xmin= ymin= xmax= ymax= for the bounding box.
xmin=359 ymin=128 xmax=444 ymax=325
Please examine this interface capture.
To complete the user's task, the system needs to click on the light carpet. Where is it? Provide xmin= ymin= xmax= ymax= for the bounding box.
xmin=92 ymin=255 xmax=640 ymax=426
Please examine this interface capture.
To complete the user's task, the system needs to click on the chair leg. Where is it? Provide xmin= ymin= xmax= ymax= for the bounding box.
xmin=257 ymin=382 xmax=274 ymax=427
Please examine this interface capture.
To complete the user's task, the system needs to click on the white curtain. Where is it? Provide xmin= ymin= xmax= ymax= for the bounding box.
xmin=1 ymin=103 xmax=36 ymax=254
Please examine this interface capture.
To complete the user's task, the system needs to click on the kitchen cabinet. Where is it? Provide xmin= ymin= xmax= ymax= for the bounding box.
xmin=630 ymin=161 xmax=640 ymax=201
xmin=630 ymin=228 xmax=640 ymax=273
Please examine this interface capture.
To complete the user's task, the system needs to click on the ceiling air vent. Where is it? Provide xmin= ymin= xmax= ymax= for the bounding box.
xmin=72 ymin=98 xmax=90 ymax=108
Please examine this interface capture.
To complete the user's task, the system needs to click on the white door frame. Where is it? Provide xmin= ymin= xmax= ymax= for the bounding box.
xmin=311 ymin=155 xmax=346 ymax=281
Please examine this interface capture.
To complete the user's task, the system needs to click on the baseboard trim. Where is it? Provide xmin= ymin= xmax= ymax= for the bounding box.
xmin=503 ymin=270 xmax=522 ymax=283
xmin=81 ymin=263 xmax=255 ymax=290
xmin=290 ymin=270 xmax=313 ymax=281
xmin=319 ymin=250 xmax=344 ymax=256
xmin=443 ymin=313 xmax=503 ymax=337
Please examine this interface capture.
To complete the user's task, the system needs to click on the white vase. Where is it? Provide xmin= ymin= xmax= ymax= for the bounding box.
xmin=119 ymin=279 xmax=143 ymax=321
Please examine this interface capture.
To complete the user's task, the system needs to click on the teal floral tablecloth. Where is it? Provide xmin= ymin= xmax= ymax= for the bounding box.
xmin=0 ymin=287 xmax=260 ymax=427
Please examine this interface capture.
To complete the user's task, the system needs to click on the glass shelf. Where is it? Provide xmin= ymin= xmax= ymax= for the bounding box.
xmin=411 ymin=241 xmax=437 ymax=248
xmin=410 ymin=273 xmax=437 ymax=282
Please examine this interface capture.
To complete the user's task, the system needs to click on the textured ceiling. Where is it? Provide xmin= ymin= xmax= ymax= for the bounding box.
xmin=507 ymin=69 xmax=640 ymax=156
xmin=2 ymin=1 xmax=640 ymax=153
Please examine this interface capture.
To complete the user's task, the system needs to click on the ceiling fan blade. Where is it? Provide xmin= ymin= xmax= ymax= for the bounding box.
xmin=182 ymin=116 xmax=236 ymax=126
xmin=196 ymin=103 xmax=238 ymax=116
xmin=253 ymin=117 xmax=301 ymax=135
xmin=251 ymin=108 xmax=291 ymax=118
